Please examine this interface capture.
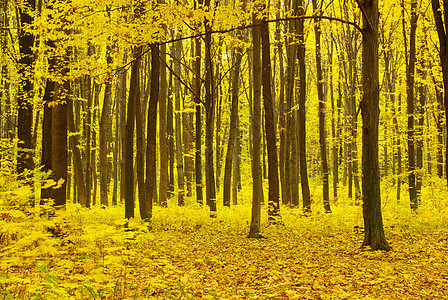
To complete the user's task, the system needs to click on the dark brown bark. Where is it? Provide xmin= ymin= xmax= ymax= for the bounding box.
xmin=204 ymin=0 xmax=216 ymax=215
xmin=159 ymin=41 xmax=169 ymax=207
xmin=124 ymin=46 xmax=142 ymax=219
xmin=405 ymin=0 xmax=418 ymax=211
xmin=145 ymin=44 xmax=160 ymax=219
xmin=17 ymin=0 xmax=36 ymax=179
xmin=173 ymin=38 xmax=185 ymax=206
xmin=249 ymin=9 xmax=263 ymax=238
xmin=297 ymin=0 xmax=311 ymax=213
xmin=194 ymin=37 xmax=204 ymax=205
xmin=313 ymin=0 xmax=331 ymax=213
xmin=359 ymin=0 xmax=390 ymax=251
xmin=432 ymin=0 xmax=448 ymax=186
xmin=223 ymin=39 xmax=243 ymax=207
xmin=261 ymin=10 xmax=280 ymax=222
xmin=68 ymin=96 xmax=87 ymax=207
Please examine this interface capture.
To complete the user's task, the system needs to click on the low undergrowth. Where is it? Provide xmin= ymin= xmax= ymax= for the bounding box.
xmin=0 ymin=180 xmax=448 ymax=299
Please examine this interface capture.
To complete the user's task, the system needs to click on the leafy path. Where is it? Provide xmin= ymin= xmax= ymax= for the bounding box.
xmin=1 ymin=198 xmax=447 ymax=299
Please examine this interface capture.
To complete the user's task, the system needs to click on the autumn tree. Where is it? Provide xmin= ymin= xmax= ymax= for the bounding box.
xmin=358 ymin=0 xmax=390 ymax=251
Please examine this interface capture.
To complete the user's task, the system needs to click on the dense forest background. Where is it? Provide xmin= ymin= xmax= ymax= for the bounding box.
xmin=2 ymin=0 xmax=448 ymax=297
xmin=2 ymin=0 xmax=448 ymax=240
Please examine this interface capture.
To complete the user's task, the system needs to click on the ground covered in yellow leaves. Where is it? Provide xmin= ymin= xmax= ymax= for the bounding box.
xmin=1 ymin=182 xmax=448 ymax=299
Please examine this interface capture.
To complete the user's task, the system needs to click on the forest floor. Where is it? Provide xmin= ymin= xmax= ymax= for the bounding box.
xmin=1 ymin=180 xmax=448 ymax=299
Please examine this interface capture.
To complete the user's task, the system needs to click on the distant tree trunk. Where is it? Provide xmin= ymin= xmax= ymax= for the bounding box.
xmin=329 ymin=36 xmax=338 ymax=201
xmin=173 ymin=38 xmax=185 ymax=206
xmin=194 ymin=36 xmax=204 ymax=205
xmin=285 ymin=0 xmax=298 ymax=207
xmin=17 ymin=0 xmax=35 ymax=179
xmin=261 ymin=9 xmax=280 ymax=222
xmin=124 ymin=46 xmax=142 ymax=219
xmin=85 ymin=71 xmax=92 ymax=207
xmin=405 ymin=0 xmax=418 ymax=211
xmin=120 ymin=53 xmax=128 ymax=203
xmin=99 ymin=45 xmax=113 ymax=207
xmin=145 ymin=44 xmax=160 ymax=219
xmin=416 ymin=62 xmax=425 ymax=202
xmin=431 ymin=0 xmax=448 ymax=186
xmin=276 ymin=0 xmax=287 ymax=206
xmin=359 ymin=0 xmax=390 ymax=251
xmin=297 ymin=0 xmax=311 ymax=213
xmin=159 ymin=41 xmax=169 ymax=207
xmin=249 ymin=9 xmax=263 ymax=238
xmin=313 ymin=0 xmax=331 ymax=213
xmin=135 ymin=64 xmax=146 ymax=218
xmin=168 ymin=70 xmax=175 ymax=198
xmin=204 ymin=1 xmax=217 ymax=215
xmin=223 ymin=38 xmax=243 ymax=207
xmin=68 ymin=96 xmax=87 ymax=207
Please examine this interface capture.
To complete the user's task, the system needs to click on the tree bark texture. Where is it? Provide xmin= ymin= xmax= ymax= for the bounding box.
xmin=359 ymin=0 xmax=390 ymax=251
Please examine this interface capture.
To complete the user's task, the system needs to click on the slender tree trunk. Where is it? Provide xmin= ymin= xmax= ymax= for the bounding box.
xmin=313 ymin=0 xmax=331 ymax=213
xmin=135 ymin=64 xmax=146 ymax=219
xmin=17 ymin=0 xmax=35 ymax=179
xmin=124 ymin=46 xmax=142 ymax=219
xmin=68 ymin=96 xmax=87 ymax=206
xmin=406 ymin=0 xmax=418 ymax=211
xmin=172 ymin=38 xmax=185 ymax=206
xmin=359 ymin=0 xmax=390 ymax=251
xmin=297 ymin=0 xmax=311 ymax=213
xmin=194 ymin=36 xmax=204 ymax=205
xmin=168 ymin=70 xmax=175 ymax=197
xmin=159 ymin=41 xmax=169 ymax=207
xmin=204 ymin=0 xmax=217 ymax=215
xmin=261 ymin=9 xmax=280 ymax=222
xmin=145 ymin=44 xmax=160 ymax=219
xmin=223 ymin=37 xmax=243 ymax=207
xmin=100 ymin=46 xmax=113 ymax=207
xmin=249 ymin=9 xmax=263 ymax=238
xmin=120 ymin=53 xmax=128 ymax=203
xmin=431 ymin=0 xmax=448 ymax=186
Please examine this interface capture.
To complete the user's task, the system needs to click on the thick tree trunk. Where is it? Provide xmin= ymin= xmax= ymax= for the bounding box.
xmin=159 ymin=41 xmax=169 ymax=207
xmin=359 ymin=0 xmax=390 ymax=251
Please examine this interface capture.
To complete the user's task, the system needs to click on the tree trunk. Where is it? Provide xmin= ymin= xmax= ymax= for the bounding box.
xmin=159 ymin=41 xmax=169 ymax=207
xmin=261 ymin=9 xmax=280 ymax=222
xmin=194 ymin=36 xmax=204 ymax=205
xmin=124 ymin=46 xmax=142 ymax=219
xmin=431 ymin=0 xmax=448 ymax=186
xmin=173 ymin=38 xmax=185 ymax=206
xmin=297 ymin=0 xmax=311 ymax=213
xmin=99 ymin=46 xmax=113 ymax=207
xmin=405 ymin=0 xmax=418 ymax=211
xmin=359 ymin=0 xmax=390 ymax=251
xmin=223 ymin=38 xmax=243 ymax=207
xmin=168 ymin=70 xmax=175 ymax=198
xmin=204 ymin=0 xmax=217 ymax=215
xmin=313 ymin=0 xmax=331 ymax=213
xmin=249 ymin=9 xmax=263 ymax=238
xmin=135 ymin=63 xmax=146 ymax=219
xmin=145 ymin=44 xmax=160 ymax=219
xmin=17 ymin=0 xmax=35 ymax=179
